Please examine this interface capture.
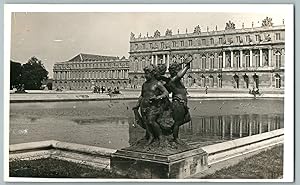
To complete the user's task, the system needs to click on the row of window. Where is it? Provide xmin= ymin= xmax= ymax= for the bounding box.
xmin=129 ymin=74 xmax=282 ymax=89
xmin=54 ymin=62 xmax=129 ymax=70
xmin=131 ymin=53 xmax=283 ymax=72
xmin=134 ymin=32 xmax=282 ymax=50
xmin=54 ymin=70 xmax=129 ymax=80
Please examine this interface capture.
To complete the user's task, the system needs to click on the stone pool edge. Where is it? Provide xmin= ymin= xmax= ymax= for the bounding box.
xmin=8 ymin=128 xmax=284 ymax=180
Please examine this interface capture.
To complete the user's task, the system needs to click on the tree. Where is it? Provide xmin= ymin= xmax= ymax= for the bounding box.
xmin=10 ymin=60 xmax=22 ymax=89
xmin=21 ymin=56 xmax=48 ymax=90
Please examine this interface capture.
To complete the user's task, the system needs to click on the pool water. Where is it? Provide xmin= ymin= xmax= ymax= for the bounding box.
xmin=9 ymin=99 xmax=283 ymax=149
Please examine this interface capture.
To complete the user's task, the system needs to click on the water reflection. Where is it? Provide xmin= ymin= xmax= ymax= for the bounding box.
xmin=128 ymin=114 xmax=283 ymax=147
xmin=178 ymin=114 xmax=283 ymax=147
xmin=72 ymin=118 xmax=128 ymax=125
xmin=9 ymin=111 xmax=283 ymax=149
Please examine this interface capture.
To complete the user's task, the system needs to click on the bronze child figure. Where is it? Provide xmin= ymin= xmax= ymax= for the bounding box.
xmin=167 ymin=55 xmax=192 ymax=144
xmin=133 ymin=64 xmax=169 ymax=145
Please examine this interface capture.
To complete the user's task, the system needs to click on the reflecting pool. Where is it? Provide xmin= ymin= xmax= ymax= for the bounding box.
xmin=9 ymin=99 xmax=283 ymax=149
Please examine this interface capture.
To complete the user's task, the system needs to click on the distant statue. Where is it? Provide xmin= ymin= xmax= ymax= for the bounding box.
xmin=225 ymin=21 xmax=236 ymax=30
xmin=138 ymin=33 xmax=142 ymax=38
xmin=262 ymin=17 xmax=273 ymax=27
xmin=165 ymin=28 xmax=172 ymax=36
xmin=154 ymin=30 xmax=161 ymax=38
xmin=130 ymin=32 xmax=135 ymax=40
xmin=193 ymin=25 xmax=201 ymax=34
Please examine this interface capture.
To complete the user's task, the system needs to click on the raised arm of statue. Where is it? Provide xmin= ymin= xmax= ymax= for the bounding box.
xmin=170 ymin=56 xmax=192 ymax=82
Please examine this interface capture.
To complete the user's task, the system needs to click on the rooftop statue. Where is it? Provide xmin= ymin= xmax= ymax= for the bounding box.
xmin=154 ymin=30 xmax=161 ymax=38
xmin=130 ymin=32 xmax=135 ymax=40
xmin=193 ymin=25 xmax=201 ymax=34
xmin=262 ymin=17 xmax=274 ymax=27
xmin=165 ymin=29 xmax=172 ymax=36
xmin=225 ymin=21 xmax=236 ymax=30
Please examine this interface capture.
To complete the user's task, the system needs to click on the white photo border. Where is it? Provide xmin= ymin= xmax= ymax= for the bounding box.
xmin=4 ymin=3 xmax=294 ymax=182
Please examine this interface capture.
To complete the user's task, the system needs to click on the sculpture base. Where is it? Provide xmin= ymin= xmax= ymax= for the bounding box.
xmin=111 ymin=143 xmax=208 ymax=179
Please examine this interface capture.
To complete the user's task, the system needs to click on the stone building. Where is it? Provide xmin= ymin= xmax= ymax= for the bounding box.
xmin=128 ymin=17 xmax=285 ymax=89
xmin=53 ymin=53 xmax=129 ymax=90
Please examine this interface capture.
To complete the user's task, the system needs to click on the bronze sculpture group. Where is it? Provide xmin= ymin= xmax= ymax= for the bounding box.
xmin=132 ymin=55 xmax=192 ymax=146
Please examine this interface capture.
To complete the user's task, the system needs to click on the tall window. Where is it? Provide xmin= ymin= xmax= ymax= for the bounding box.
xmin=180 ymin=56 xmax=184 ymax=63
xmin=135 ymin=59 xmax=139 ymax=72
xmin=142 ymin=43 xmax=145 ymax=49
xmin=180 ymin=41 xmax=184 ymax=47
xmin=201 ymin=56 xmax=206 ymax=69
xmin=161 ymin=42 xmax=164 ymax=49
xmin=245 ymin=54 xmax=250 ymax=67
xmin=135 ymin=44 xmax=138 ymax=50
xmin=202 ymin=39 xmax=206 ymax=45
xmin=275 ymin=75 xmax=281 ymax=88
xmin=236 ymin=36 xmax=240 ymax=43
xmin=246 ymin=35 xmax=250 ymax=42
xmin=209 ymin=76 xmax=214 ymax=87
xmin=255 ymin=54 xmax=260 ymax=67
xmin=209 ymin=56 xmax=214 ymax=69
xmin=275 ymin=33 xmax=281 ymax=40
xmin=275 ymin=52 xmax=281 ymax=68
xmin=219 ymin=37 xmax=223 ymax=44
xmin=255 ymin=35 xmax=260 ymax=42
xmin=218 ymin=56 xmax=223 ymax=69
xmin=235 ymin=55 xmax=241 ymax=68
xmin=217 ymin=76 xmax=222 ymax=88
xmin=210 ymin=38 xmax=214 ymax=45
xmin=172 ymin=41 xmax=177 ymax=47
xmin=188 ymin=40 xmax=193 ymax=46
xmin=149 ymin=43 xmax=152 ymax=48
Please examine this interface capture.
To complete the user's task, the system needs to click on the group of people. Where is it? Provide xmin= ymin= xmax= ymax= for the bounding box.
xmin=132 ymin=55 xmax=193 ymax=145
xmin=249 ymin=87 xmax=261 ymax=98
xmin=93 ymin=86 xmax=120 ymax=94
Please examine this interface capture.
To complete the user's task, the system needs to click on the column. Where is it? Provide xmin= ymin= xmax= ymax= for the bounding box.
xmin=222 ymin=51 xmax=226 ymax=68
xmin=151 ymin=55 xmax=154 ymax=64
xmin=163 ymin=54 xmax=166 ymax=64
xmin=155 ymin=55 xmax=158 ymax=65
xmin=166 ymin=54 xmax=170 ymax=72
xmin=268 ymin=49 xmax=272 ymax=66
xmin=259 ymin=49 xmax=263 ymax=67
xmin=249 ymin=121 xmax=252 ymax=136
xmin=222 ymin=117 xmax=225 ymax=139
xmin=250 ymin=49 xmax=253 ymax=67
xmin=239 ymin=119 xmax=243 ymax=138
xmin=259 ymin=121 xmax=262 ymax=134
xmin=240 ymin=50 xmax=243 ymax=68
xmin=230 ymin=51 xmax=233 ymax=68
xmin=229 ymin=117 xmax=233 ymax=139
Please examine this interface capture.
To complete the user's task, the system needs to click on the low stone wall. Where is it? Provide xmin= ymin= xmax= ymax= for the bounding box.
xmin=9 ymin=128 xmax=284 ymax=178
xmin=9 ymin=140 xmax=117 ymax=169
xmin=202 ymin=128 xmax=284 ymax=165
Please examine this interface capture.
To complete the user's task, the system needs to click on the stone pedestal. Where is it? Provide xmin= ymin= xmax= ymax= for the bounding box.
xmin=111 ymin=148 xmax=208 ymax=179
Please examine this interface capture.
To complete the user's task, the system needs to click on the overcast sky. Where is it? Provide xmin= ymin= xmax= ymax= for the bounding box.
xmin=10 ymin=12 xmax=286 ymax=78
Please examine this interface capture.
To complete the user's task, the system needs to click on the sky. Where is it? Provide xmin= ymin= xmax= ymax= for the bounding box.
xmin=10 ymin=11 xmax=287 ymax=78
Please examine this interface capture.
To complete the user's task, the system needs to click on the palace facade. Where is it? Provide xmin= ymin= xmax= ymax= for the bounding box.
xmin=128 ymin=18 xmax=285 ymax=89
xmin=53 ymin=53 xmax=129 ymax=90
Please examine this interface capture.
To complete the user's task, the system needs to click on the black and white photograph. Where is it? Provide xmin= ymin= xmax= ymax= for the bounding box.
xmin=4 ymin=4 xmax=294 ymax=182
